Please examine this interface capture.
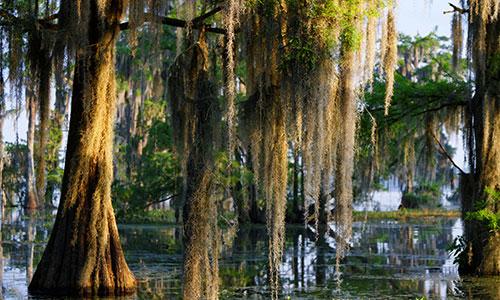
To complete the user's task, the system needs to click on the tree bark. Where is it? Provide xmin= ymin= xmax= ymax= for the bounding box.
xmin=28 ymin=0 xmax=136 ymax=296
xmin=460 ymin=3 xmax=500 ymax=275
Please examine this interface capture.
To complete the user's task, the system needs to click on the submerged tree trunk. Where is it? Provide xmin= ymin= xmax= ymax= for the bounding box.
xmin=28 ymin=1 xmax=136 ymax=296
xmin=460 ymin=2 xmax=500 ymax=275
xmin=25 ymin=212 xmax=36 ymax=284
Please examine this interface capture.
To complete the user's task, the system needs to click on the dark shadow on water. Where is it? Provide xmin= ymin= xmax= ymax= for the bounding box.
xmin=0 ymin=209 xmax=499 ymax=299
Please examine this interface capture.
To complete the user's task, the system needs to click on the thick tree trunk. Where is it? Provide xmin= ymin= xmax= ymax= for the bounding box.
xmin=28 ymin=1 xmax=136 ymax=296
xmin=460 ymin=3 xmax=500 ymax=275
xmin=26 ymin=88 xmax=38 ymax=210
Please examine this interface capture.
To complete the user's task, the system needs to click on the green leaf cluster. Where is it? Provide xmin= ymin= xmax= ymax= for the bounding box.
xmin=465 ymin=187 xmax=500 ymax=232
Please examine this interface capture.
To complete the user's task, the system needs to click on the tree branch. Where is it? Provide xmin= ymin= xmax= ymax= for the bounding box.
xmin=0 ymin=8 xmax=58 ymax=31
xmin=444 ymin=2 xmax=469 ymax=15
xmin=431 ymin=130 xmax=466 ymax=175
xmin=119 ymin=7 xmax=226 ymax=34
xmin=143 ymin=194 xmax=179 ymax=209
xmin=376 ymin=99 xmax=467 ymax=129
xmin=0 ymin=7 xmax=226 ymax=34
xmin=192 ymin=6 xmax=223 ymax=24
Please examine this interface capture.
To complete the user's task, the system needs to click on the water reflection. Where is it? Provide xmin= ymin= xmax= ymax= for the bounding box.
xmin=0 ymin=210 xmax=499 ymax=299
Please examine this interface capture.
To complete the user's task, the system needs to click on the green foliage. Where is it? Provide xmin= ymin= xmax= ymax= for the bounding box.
xmin=45 ymin=118 xmax=64 ymax=191
xmin=465 ymin=187 xmax=500 ymax=232
xmin=281 ymin=36 xmax=319 ymax=72
xmin=401 ymin=193 xmax=433 ymax=209
xmin=46 ymin=167 xmax=64 ymax=190
xmin=113 ymin=116 xmax=180 ymax=214
xmin=213 ymin=151 xmax=253 ymax=189
xmin=113 ymin=147 xmax=179 ymax=212
xmin=488 ymin=53 xmax=500 ymax=78
xmin=2 ymin=142 xmax=27 ymax=203
xmin=356 ymin=32 xmax=468 ymax=198
xmin=401 ymin=182 xmax=442 ymax=209
xmin=357 ymin=73 xmax=465 ymax=177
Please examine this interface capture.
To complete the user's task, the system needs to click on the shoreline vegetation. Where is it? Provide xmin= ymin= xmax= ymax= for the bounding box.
xmin=352 ymin=209 xmax=461 ymax=221
xmin=110 ymin=208 xmax=462 ymax=224
xmin=10 ymin=207 xmax=461 ymax=225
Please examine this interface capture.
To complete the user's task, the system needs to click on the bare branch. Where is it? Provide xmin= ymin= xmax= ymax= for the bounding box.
xmin=119 ymin=7 xmax=226 ymax=34
xmin=444 ymin=2 xmax=469 ymax=15
xmin=143 ymin=194 xmax=179 ymax=209
xmin=119 ymin=13 xmax=226 ymax=34
xmin=431 ymin=130 xmax=466 ymax=175
xmin=0 ymin=7 xmax=226 ymax=34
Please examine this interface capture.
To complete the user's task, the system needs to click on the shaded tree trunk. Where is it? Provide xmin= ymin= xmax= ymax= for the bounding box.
xmin=169 ymin=31 xmax=219 ymax=300
xmin=460 ymin=4 xmax=500 ymax=275
xmin=28 ymin=0 xmax=136 ymax=296
xmin=35 ymin=49 xmax=52 ymax=204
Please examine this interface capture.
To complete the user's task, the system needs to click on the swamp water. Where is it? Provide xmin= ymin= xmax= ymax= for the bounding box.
xmin=1 ymin=210 xmax=499 ymax=299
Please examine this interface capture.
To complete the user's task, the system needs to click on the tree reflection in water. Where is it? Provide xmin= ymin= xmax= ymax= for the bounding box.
xmin=0 ymin=210 xmax=499 ymax=299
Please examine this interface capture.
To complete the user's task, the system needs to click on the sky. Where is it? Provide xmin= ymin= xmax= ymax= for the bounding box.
xmin=2 ymin=0 xmax=458 ymax=144
xmin=397 ymin=0 xmax=454 ymax=37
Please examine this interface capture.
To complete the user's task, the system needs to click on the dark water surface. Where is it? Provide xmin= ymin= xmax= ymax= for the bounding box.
xmin=1 ymin=210 xmax=499 ymax=299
